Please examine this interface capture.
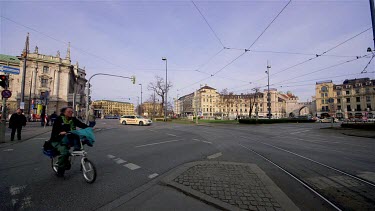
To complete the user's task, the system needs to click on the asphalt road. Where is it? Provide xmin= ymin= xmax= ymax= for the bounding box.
xmin=0 ymin=119 xmax=374 ymax=210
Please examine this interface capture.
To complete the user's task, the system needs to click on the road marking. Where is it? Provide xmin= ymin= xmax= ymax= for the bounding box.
xmin=107 ymin=154 xmax=116 ymax=159
xmin=149 ymin=129 xmax=156 ymax=132
xmin=3 ymin=149 xmax=14 ymax=152
xmin=115 ymin=159 xmax=126 ymax=164
xmin=290 ymin=130 xmax=310 ymax=134
xmin=207 ymin=152 xmax=222 ymax=159
xmin=11 ymin=198 xmax=18 ymax=206
xmin=192 ymin=139 xmax=212 ymax=144
xmin=166 ymin=133 xmax=177 ymax=137
xmin=9 ymin=185 xmax=26 ymax=195
xmin=135 ymin=140 xmax=182 ymax=148
xmin=124 ymin=163 xmax=141 ymax=170
xmin=148 ymin=173 xmax=159 ymax=179
xmin=20 ymin=196 xmax=32 ymax=209
xmin=32 ymin=138 xmax=49 ymax=140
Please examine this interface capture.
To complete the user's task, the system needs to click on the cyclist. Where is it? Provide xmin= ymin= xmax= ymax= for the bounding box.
xmin=50 ymin=107 xmax=88 ymax=177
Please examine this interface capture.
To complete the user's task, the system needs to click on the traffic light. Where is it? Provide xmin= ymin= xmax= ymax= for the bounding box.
xmin=131 ymin=76 xmax=136 ymax=84
xmin=0 ymin=75 xmax=8 ymax=89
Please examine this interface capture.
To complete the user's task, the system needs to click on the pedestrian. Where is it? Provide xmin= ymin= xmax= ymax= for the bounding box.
xmin=9 ymin=108 xmax=27 ymax=141
xmin=50 ymin=111 xmax=58 ymax=126
xmin=88 ymin=108 xmax=96 ymax=127
xmin=40 ymin=111 xmax=46 ymax=127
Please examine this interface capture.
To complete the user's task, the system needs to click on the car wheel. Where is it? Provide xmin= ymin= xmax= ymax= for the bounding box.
xmin=139 ymin=121 xmax=144 ymax=126
xmin=122 ymin=121 xmax=127 ymax=125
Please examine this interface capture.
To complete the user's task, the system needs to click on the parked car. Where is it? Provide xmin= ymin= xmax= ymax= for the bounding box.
xmin=119 ymin=115 xmax=152 ymax=126
xmin=316 ymin=117 xmax=339 ymax=123
xmin=105 ymin=115 xmax=119 ymax=119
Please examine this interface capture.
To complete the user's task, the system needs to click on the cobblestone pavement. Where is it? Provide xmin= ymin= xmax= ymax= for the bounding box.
xmin=167 ymin=162 xmax=300 ymax=211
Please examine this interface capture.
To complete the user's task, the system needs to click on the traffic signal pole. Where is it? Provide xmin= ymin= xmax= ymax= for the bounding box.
xmin=85 ymin=73 xmax=135 ymax=124
xmin=0 ymin=75 xmax=9 ymax=143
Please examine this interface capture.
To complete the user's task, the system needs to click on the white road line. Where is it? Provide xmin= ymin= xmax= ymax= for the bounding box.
xmin=290 ymin=130 xmax=310 ymax=134
xmin=32 ymin=138 xmax=49 ymax=140
xmin=3 ymin=149 xmax=14 ymax=152
xmin=207 ymin=152 xmax=222 ymax=159
xmin=192 ymin=138 xmax=212 ymax=144
xmin=148 ymin=173 xmax=159 ymax=179
xmin=149 ymin=129 xmax=156 ymax=132
xmin=166 ymin=133 xmax=177 ymax=137
xmin=9 ymin=185 xmax=26 ymax=195
xmin=115 ymin=159 xmax=126 ymax=164
xmin=107 ymin=154 xmax=116 ymax=159
xmin=135 ymin=140 xmax=182 ymax=148
xmin=124 ymin=163 xmax=141 ymax=170
xmin=20 ymin=196 xmax=32 ymax=209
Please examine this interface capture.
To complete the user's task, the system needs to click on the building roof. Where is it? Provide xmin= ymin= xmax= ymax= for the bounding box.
xmin=0 ymin=54 xmax=20 ymax=65
xmin=342 ymin=78 xmax=372 ymax=85
xmin=316 ymin=80 xmax=332 ymax=84
xmin=198 ymin=85 xmax=216 ymax=91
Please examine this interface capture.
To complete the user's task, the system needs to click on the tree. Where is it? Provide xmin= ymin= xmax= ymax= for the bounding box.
xmin=148 ymin=76 xmax=172 ymax=116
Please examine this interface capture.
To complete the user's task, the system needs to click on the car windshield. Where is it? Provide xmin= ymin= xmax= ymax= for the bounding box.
xmin=2 ymin=1 xmax=374 ymax=211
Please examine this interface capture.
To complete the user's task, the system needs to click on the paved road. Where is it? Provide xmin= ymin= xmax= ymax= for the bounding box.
xmin=0 ymin=119 xmax=374 ymax=210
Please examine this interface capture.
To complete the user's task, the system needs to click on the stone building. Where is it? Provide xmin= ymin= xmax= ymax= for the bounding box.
xmin=92 ymin=100 xmax=134 ymax=117
xmin=1 ymin=35 xmax=87 ymax=117
xmin=315 ymin=78 xmax=375 ymax=119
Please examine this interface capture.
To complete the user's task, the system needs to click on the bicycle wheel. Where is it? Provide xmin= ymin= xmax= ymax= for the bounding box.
xmin=51 ymin=157 xmax=59 ymax=174
xmin=81 ymin=158 xmax=97 ymax=184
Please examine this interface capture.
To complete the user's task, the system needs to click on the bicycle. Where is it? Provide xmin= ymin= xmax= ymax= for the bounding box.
xmin=45 ymin=135 xmax=97 ymax=184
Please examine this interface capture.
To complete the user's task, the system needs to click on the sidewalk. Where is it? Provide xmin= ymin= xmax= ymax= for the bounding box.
xmin=0 ymin=122 xmax=52 ymax=148
xmin=100 ymin=161 xmax=299 ymax=211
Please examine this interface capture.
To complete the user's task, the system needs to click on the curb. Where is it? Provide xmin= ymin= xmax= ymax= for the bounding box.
xmin=0 ymin=129 xmax=51 ymax=149
xmin=341 ymin=133 xmax=375 ymax=139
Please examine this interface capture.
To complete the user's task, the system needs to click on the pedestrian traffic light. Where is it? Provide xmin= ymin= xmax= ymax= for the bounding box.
xmin=131 ymin=76 xmax=136 ymax=84
xmin=0 ymin=75 xmax=8 ymax=89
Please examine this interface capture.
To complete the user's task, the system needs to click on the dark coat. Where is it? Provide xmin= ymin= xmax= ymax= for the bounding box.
xmin=9 ymin=113 xmax=27 ymax=128
xmin=50 ymin=115 xmax=88 ymax=142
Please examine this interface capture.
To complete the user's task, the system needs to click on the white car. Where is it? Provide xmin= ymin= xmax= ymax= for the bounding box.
xmin=119 ymin=115 xmax=152 ymax=126
xmin=316 ymin=117 xmax=339 ymax=123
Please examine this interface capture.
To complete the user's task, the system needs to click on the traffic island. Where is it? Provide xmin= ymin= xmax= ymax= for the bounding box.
xmin=162 ymin=161 xmax=299 ymax=211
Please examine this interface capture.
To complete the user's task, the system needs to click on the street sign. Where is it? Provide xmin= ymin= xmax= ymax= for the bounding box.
xmin=0 ymin=65 xmax=20 ymax=75
xmin=1 ymin=90 xmax=12 ymax=99
xmin=20 ymin=102 xmax=25 ymax=109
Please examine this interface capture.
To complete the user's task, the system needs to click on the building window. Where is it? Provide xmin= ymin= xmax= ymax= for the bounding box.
xmin=355 ymin=89 xmax=360 ymax=94
xmin=41 ymin=79 xmax=48 ymax=87
xmin=321 ymin=86 xmax=328 ymax=92
xmin=337 ymin=105 xmax=341 ymax=110
xmin=325 ymin=93 xmax=328 ymax=97
xmin=347 ymin=105 xmax=351 ymax=111
xmin=321 ymin=93 xmax=324 ymax=97
xmin=337 ymin=91 xmax=341 ymax=96
xmin=366 ymin=88 xmax=370 ymax=94
xmin=356 ymin=104 xmax=361 ymax=111
xmin=346 ymin=98 xmax=350 ymax=103
xmin=321 ymin=99 xmax=325 ymax=104
xmin=367 ymin=104 xmax=372 ymax=110
xmin=346 ymin=90 xmax=350 ymax=95
xmin=356 ymin=97 xmax=360 ymax=102
xmin=366 ymin=96 xmax=371 ymax=102
xmin=43 ymin=66 xmax=49 ymax=74
xmin=337 ymin=99 xmax=341 ymax=103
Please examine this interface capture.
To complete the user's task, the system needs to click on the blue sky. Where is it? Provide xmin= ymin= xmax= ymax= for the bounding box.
xmin=0 ymin=0 xmax=374 ymax=104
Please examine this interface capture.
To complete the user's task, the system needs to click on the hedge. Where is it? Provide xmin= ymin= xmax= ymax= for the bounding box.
xmin=239 ymin=118 xmax=316 ymax=124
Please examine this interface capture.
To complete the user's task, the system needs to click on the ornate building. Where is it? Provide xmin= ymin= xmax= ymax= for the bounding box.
xmin=92 ymin=100 xmax=134 ymax=117
xmin=3 ymin=34 xmax=87 ymax=117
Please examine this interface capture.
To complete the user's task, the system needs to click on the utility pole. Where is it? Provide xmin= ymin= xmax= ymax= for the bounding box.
xmin=139 ymin=83 xmax=143 ymax=115
xmin=0 ymin=74 xmax=9 ymax=143
xmin=162 ymin=57 xmax=168 ymax=121
xmin=370 ymin=0 xmax=375 ymax=49
xmin=27 ymin=71 xmax=33 ymax=115
xmin=20 ymin=33 xmax=29 ymax=109
xmin=266 ymin=61 xmax=271 ymax=119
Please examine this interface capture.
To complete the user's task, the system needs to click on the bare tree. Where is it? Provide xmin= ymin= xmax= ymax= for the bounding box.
xmin=148 ymin=76 xmax=172 ymax=115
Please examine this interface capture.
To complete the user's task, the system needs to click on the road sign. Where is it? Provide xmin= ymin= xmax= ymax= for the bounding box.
xmin=20 ymin=102 xmax=25 ymax=109
xmin=0 ymin=65 xmax=20 ymax=75
xmin=1 ymin=90 xmax=12 ymax=99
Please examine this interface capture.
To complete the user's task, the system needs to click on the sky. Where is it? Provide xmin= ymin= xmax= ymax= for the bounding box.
xmin=0 ymin=0 xmax=374 ymax=105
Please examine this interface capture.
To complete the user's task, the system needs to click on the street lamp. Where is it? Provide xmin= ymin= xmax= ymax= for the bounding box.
xmin=162 ymin=57 xmax=167 ymax=121
xmin=139 ymin=83 xmax=143 ymax=115
xmin=266 ymin=61 xmax=271 ymax=119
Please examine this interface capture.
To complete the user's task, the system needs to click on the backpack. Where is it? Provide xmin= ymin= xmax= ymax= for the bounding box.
xmin=42 ymin=140 xmax=59 ymax=158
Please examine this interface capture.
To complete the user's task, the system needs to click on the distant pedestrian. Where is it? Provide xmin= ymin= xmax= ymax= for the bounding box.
xmin=50 ymin=111 xmax=58 ymax=126
xmin=88 ymin=108 xmax=96 ymax=128
xmin=9 ymin=108 xmax=27 ymax=141
xmin=41 ymin=111 xmax=46 ymax=127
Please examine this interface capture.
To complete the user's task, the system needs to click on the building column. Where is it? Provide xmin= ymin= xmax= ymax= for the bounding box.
xmin=53 ymin=68 xmax=60 ymax=98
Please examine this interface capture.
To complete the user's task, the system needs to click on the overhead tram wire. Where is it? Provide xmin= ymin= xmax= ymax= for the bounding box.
xmin=191 ymin=0 xmax=225 ymax=48
xmin=272 ymin=53 xmax=372 ymax=86
xmin=1 ymin=15 xmax=133 ymax=74
xmin=361 ymin=54 xmax=375 ymax=73
xmin=178 ymin=0 xmax=293 ymax=93
xmin=249 ymin=26 xmax=373 ymax=83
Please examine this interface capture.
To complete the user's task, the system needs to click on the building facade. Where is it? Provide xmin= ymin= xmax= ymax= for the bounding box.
xmin=92 ymin=100 xmax=134 ymax=117
xmin=175 ymin=85 xmax=307 ymax=119
xmin=141 ymin=101 xmax=163 ymax=117
xmin=1 ymin=36 xmax=87 ymax=117
xmin=315 ymin=78 xmax=375 ymax=119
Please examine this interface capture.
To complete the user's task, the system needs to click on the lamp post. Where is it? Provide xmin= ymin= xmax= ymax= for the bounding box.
xmin=139 ymin=83 xmax=143 ymax=115
xmin=162 ymin=57 xmax=167 ymax=121
xmin=266 ymin=61 xmax=271 ymax=119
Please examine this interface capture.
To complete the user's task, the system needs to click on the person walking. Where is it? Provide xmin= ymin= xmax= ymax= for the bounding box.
xmin=50 ymin=111 xmax=58 ymax=126
xmin=9 ymin=108 xmax=27 ymax=141
xmin=88 ymin=108 xmax=96 ymax=128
